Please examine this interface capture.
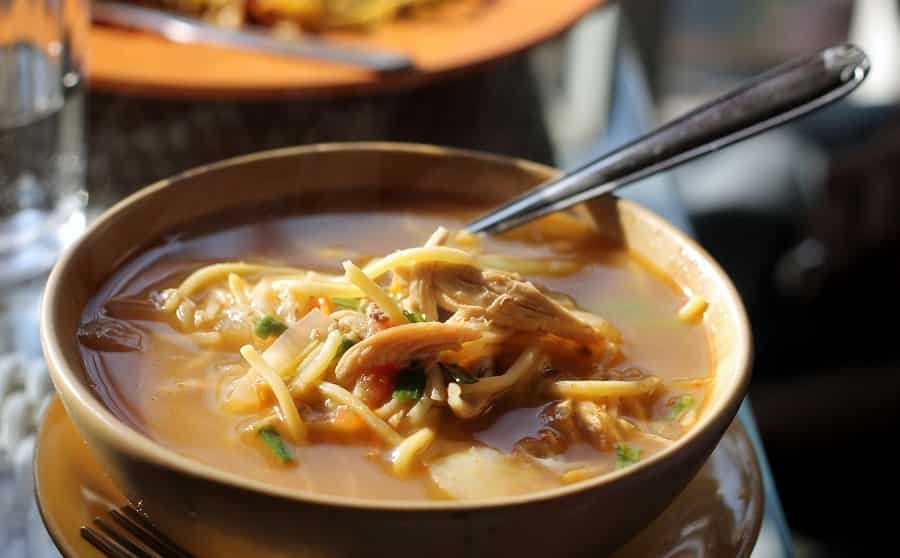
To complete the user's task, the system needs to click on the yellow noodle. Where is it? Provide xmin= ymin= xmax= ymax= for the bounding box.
xmin=194 ymin=297 xmax=222 ymax=327
xmin=212 ymin=288 xmax=232 ymax=305
xmin=178 ymin=263 xmax=300 ymax=298
xmin=176 ymin=299 xmax=196 ymax=330
xmin=361 ymin=247 xmax=475 ymax=279
xmin=291 ymin=330 xmax=343 ymax=394
xmin=459 ymin=346 xmax=542 ymax=397
xmin=561 ymin=464 xmax=608 ymax=484
xmin=228 ymin=273 xmax=250 ymax=305
xmin=291 ymin=339 xmax=322 ymax=377
xmin=270 ymin=279 xmax=364 ymax=299
xmin=447 ymin=383 xmax=487 ymax=419
xmin=250 ymin=280 xmax=279 ymax=315
xmin=231 ymin=337 xmax=319 ymax=409
xmin=374 ymin=398 xmax=406 ymax=419
xmin=160 ymin=288 xmax=181 ymax=312
xmin=677 ymin=296 xmax=709 ymax=323
xmin=318 ymin=382 xmax=403 ymax=446
xmin=550 ymin=377 xmax=660 ymax=400
xmin=391 ymin=427 xmax=436 ymax=477
xmin=239 ymin=412 xmax=278 ymax=433
xmin=387 ymin=409 xmax=406 ymax=428
xmin=240 ymin=345 xmax=306 ymax=442
xmin=343 ymin=260 xmax=405 ymax=324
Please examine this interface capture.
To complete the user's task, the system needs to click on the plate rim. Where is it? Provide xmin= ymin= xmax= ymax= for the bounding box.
xmin=35 ymin=395 xmax=764 ymax=558
xmin=86 ymin=0 xmax=604 ymax=100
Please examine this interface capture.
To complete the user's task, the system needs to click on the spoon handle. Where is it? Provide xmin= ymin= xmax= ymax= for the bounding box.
xmin=466 ymin=43 xmax=870 ymax=234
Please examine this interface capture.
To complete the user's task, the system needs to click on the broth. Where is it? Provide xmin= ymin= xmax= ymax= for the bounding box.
xmin=79 ymin=205 xmax=712 ymax=501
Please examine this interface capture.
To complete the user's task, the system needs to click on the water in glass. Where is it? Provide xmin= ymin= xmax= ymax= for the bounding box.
xmin=0 ymin=0 xmax=87 ymax=285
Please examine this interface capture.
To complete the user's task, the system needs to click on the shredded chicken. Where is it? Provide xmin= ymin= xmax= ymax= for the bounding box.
xmin=446 ymin=346 xmax=547 ymax=419
xmin=364 ymin=301 xmax=391 ymax=337
xmin=574 ymin=400 xmax=638 ymax=450
xmin=432 ymin=264 xmax=603 ymax=345
xmin=404 ymin=227 xmax=448 ymax=321
xmin=575 ymin=401 xmax=609 ymax=450
xmin=335 ymin=322 xmax=481 ymax=382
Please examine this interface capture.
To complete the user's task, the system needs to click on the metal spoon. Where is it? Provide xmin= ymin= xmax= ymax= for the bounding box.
xmin=466 ymin=43 xmax=870 ymax=234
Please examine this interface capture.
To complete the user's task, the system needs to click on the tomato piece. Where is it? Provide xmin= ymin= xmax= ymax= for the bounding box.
xmin=356 ymin=363 xmax=399 ymax=407
xmin=330 ymin=405 xmax=366 ymax=434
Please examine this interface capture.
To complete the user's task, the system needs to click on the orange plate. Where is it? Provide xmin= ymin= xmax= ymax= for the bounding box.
xmin=87 ymin=0 xmax=604 ymax=100
xmin=35 ymin=396 xmax=764 ymax=557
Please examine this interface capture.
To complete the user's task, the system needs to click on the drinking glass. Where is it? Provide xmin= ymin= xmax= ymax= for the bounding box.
xmin=0 ymin=0 xmax=88 ymax=285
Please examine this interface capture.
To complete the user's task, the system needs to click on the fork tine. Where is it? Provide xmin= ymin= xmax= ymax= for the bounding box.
xmin=111 ymin=506 xmax=195 ymax=558
xmin=94 ymin=517 xmax=156 ymax=558
xmin=81 ymin=525 xmax=136 ymax=558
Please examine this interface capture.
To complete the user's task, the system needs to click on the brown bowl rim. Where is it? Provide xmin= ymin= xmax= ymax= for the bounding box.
xmin=40 ymin=141 xmax=752 ymax=512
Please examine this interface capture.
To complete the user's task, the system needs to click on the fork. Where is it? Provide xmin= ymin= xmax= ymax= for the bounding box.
xmin=81 ymin=505 xmax=195 ymax=558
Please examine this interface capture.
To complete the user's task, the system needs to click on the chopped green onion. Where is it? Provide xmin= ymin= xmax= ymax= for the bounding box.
xmin=615 ymin=444 xmax=641 ymax=469
xmin=439 ymin=362 xmax=478 ymax=384
xmin=336 ymin=336 xmax=355 ymax=358
xmin=392 ymin=363 xmax=426 ymax=400
xmin=254 ymin=315 xmax=288 ymax=338
xmin=667 ymin=394 xmax=696 ymax=420
xmin=332 ymin=297 xmax=361 ymax=310
xmin=402 ymin=309 xmax=426 ymax=323
xmin=259 ymin=428 xmax=293 ymax=464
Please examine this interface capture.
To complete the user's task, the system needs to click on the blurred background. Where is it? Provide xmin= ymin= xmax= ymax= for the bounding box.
xmin=3 ymin=0 xmax=900 ymax=556
xmin=619 ymin=2 xmax=900 ymax=556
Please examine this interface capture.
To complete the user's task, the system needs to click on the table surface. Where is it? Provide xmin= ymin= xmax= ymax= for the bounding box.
xmin=0 ymin=7 xmax=792 ymax=556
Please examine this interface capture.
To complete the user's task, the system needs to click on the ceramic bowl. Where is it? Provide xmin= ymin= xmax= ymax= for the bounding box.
xmin=40 ymin=143 xmax=752 ymax=557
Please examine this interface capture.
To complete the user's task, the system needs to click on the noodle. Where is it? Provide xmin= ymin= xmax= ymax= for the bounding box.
xmin=291 ymin=330 xmax=344 ymax=394
xmin=176 ymin=298 xmax=197 ymax=329
xmin=361 ymin=247 xmax=475 ymax=279
xmin=228 ymin=273 xmax=250 ymax=305
xmin=391 ymin=427 xmax=436 ymax=477
xmin=270 ymin=279 xmax=364 ymax=299
xmin=178 ymin=263 xmax=300 ymax=298
xmin=678 ymin=296 xmax=709 ymax=323
xmin=459 ymin=346 xmax=542 ymax=396
xmin=318 ymin=382 xmax=403 ymax=447
xmin=342 ymin=260 xmax=405 ymax=324
xmin=550 ymin=378 xmax=660 ymax=400
xmin=374 ymin=398 xmax=406 ymax=419
xmin=239 ymin=345 xmax=306 ymax=442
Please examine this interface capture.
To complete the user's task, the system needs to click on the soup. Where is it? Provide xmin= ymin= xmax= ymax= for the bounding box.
xmin=78 ymin=205 xmax=713 ymax=501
